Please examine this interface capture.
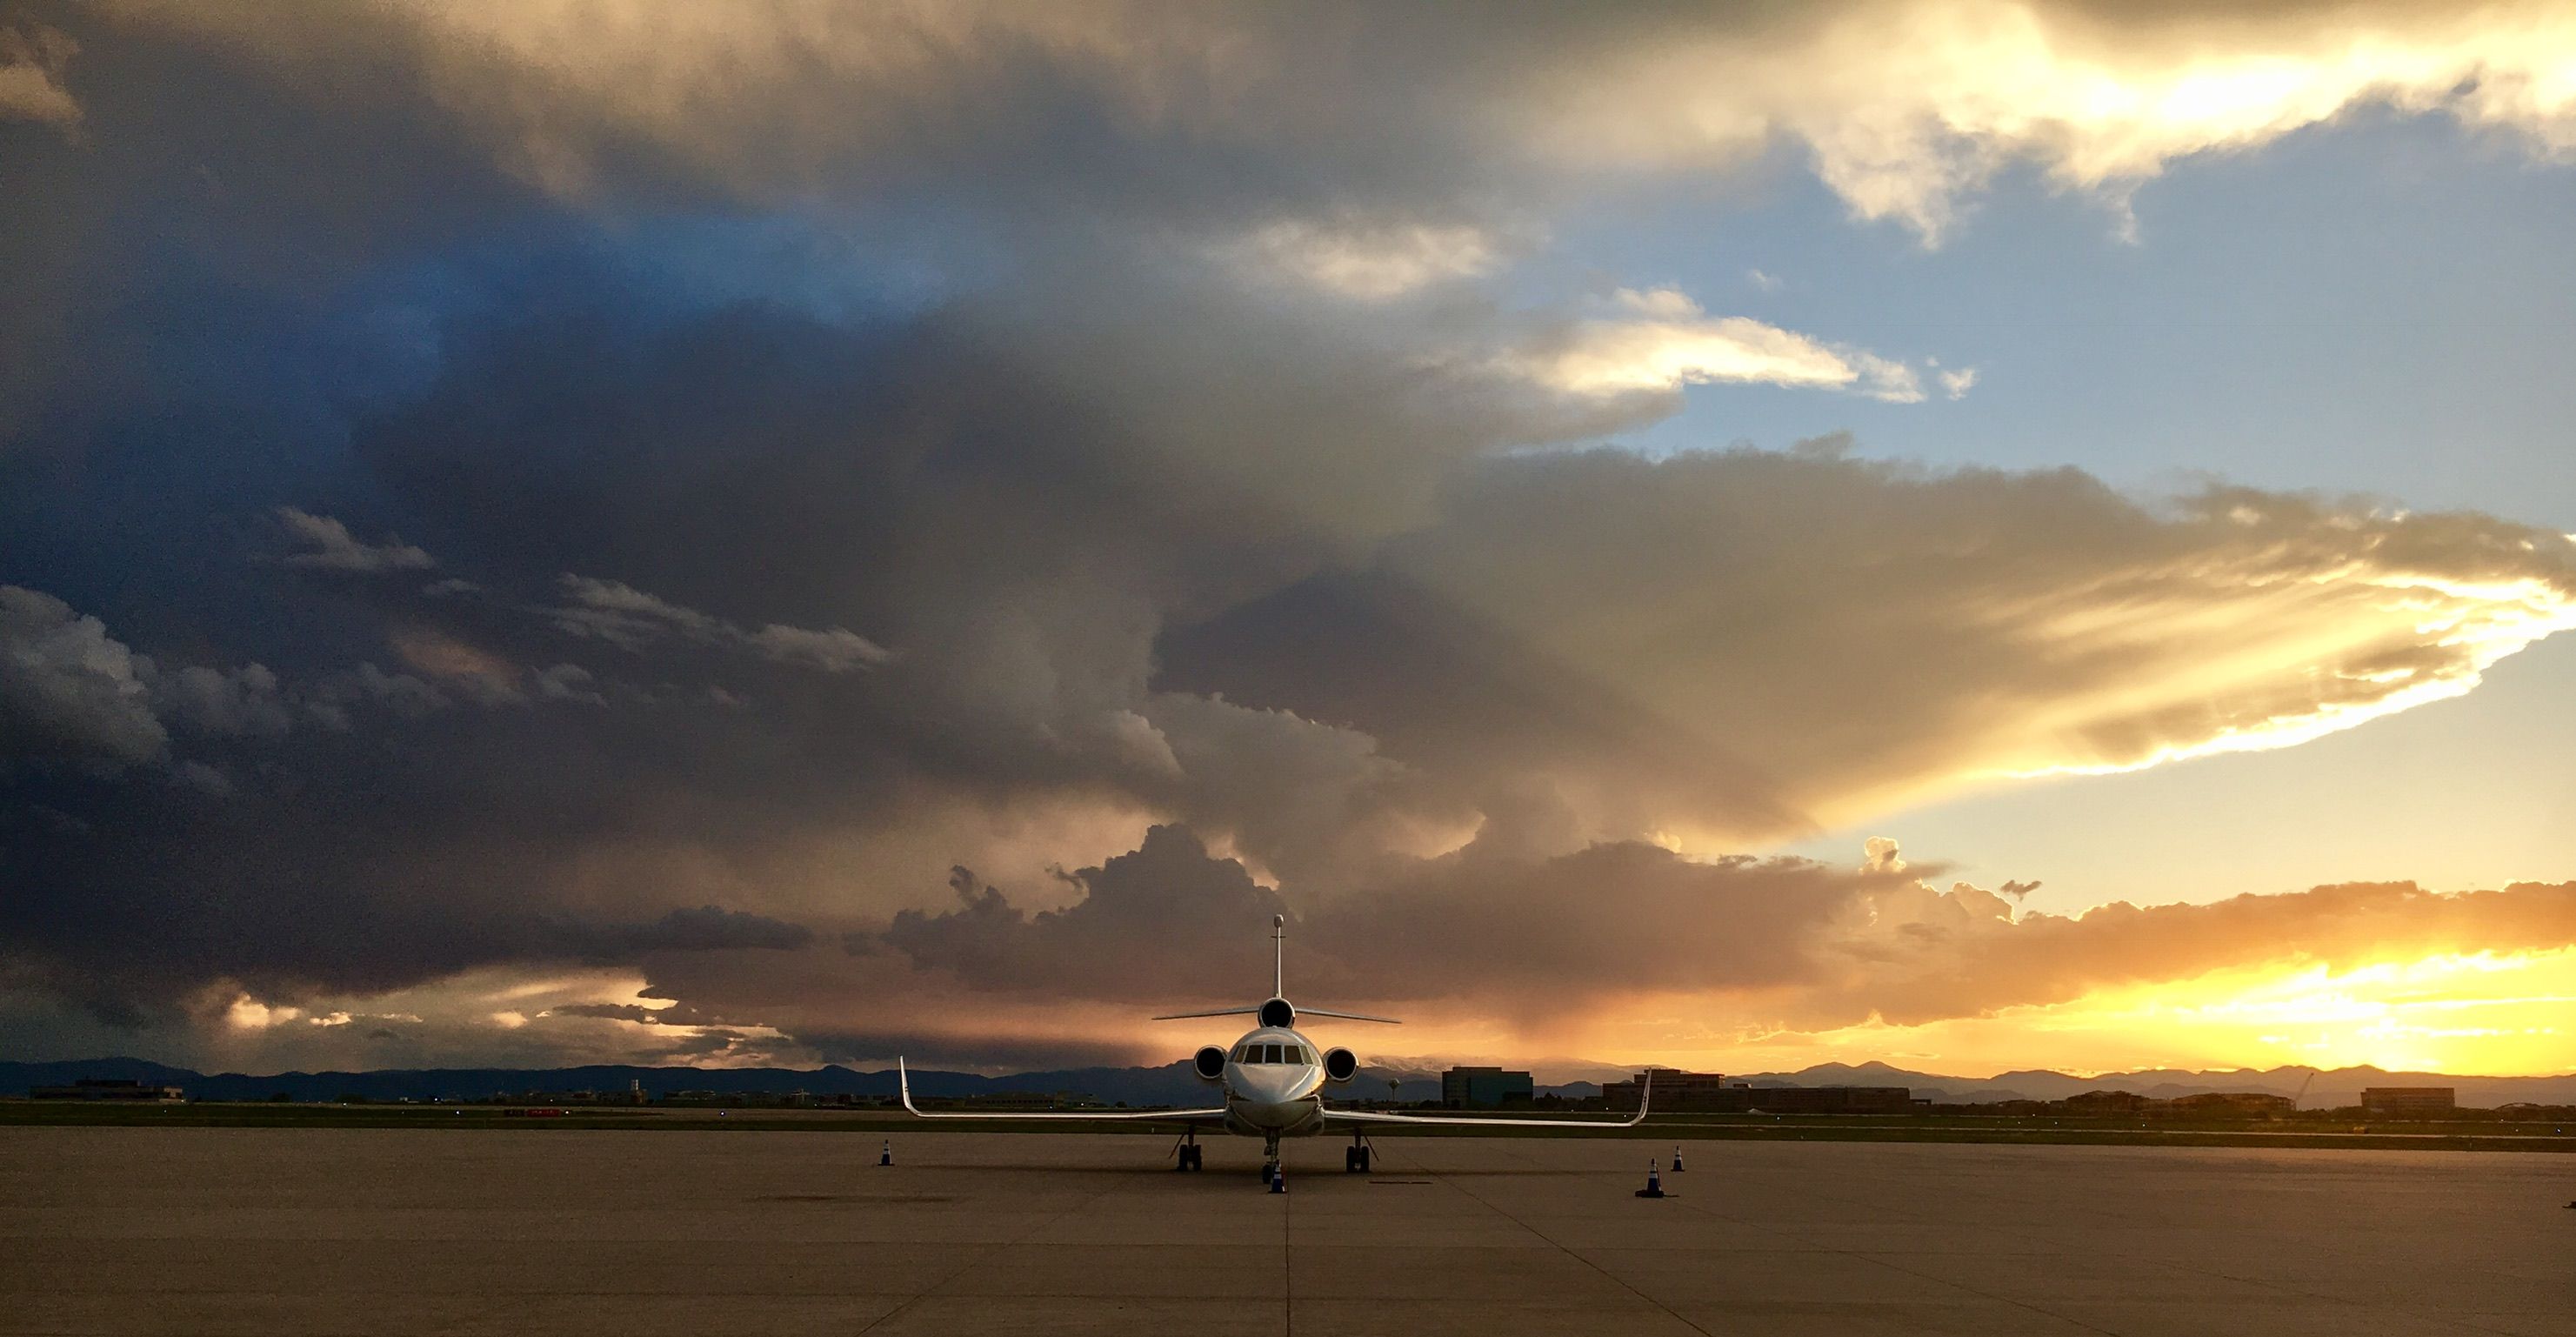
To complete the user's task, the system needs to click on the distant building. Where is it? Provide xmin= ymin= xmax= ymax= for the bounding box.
xmin=2162 ymin=1092 xmax=2294 ymax=1118
xmin=1720 ymin=1086 xmax=1913 ymax=1115
xmin=655 ymin=1088 xmax=818 ymax=1108
xmin=2360 ymin=1087 xmax=2456 ymax=1117
xmin=29 ymin=1079 xmax=184 ymax=1103
xmin=1601 ymin=1071 xmax=1910 ymax=1114
xmin=2063 ymin=1089 xmax=2152 ymax=1115
xmin=516 ymin=1086 xmax=663 ymax=1107
xmin=1440 ymin=1066 xmax=1534 ymax=1109
xmin=1603 ymin=1069 xmax=1726 ymax=1111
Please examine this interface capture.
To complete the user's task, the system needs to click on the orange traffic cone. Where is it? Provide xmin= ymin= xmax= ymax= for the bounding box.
xmin=1634 ymin=1159 xmax=1666 ymax=1199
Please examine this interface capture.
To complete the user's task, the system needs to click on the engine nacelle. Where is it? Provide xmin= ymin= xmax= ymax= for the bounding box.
xmin=1192 ymin=1045 xmax=1228 ymax=1080
xmin=1257 ymin=997 xmax=1295 ymax=1028
xmin=1322 ymin=1046 xmax=1358 ymax=1083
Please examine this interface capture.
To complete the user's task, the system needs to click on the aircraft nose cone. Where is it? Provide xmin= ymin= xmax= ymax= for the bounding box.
xmin=1236 ymin=1068 xmax=1306 ymax=1103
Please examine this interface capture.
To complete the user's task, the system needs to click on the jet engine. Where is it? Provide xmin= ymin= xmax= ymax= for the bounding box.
xmin=1192 ymin=1045 xmax=1228 ymax=1080
xmin=1322 ymin=1046 xmax=1358 ymax=1083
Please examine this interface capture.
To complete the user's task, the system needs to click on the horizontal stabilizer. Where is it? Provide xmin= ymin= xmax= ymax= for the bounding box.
xmin=1296 ymin=1006 xmax=1401 ymax=1025
xmin=1148 ymin=1001 xmax=1401 ymax=1025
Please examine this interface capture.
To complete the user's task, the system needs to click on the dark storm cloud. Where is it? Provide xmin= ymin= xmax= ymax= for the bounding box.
xmin=878 ymin=827 xmax=1289 ymax=1000
xmin=871 ymin=822 xmax=1901 ymax=1014
xmin=864 ymin=821 xmax=2576 ymax=1033
xmin=1162 ymin=446 xmax=2576 ymax=838
xmin=5 ymin=255 xmax=2569 ymax=1051
xmin=600 ymin=906 xmax=816 ymax=955
xmin=794 ymin=1028 xmax=1151 ymax=1073
xmin=6 ymin=0 xmax=2576 ymax=1069
xmin=544 ymin=1003 xmax=664 ymax=1024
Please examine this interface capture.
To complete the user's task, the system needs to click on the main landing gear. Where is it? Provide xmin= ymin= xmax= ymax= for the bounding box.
xmin=1171 ymin=1127 xmax=1204 ymax=1172
xmin=1345 ymin=1129 xmax=1373 ymax=1174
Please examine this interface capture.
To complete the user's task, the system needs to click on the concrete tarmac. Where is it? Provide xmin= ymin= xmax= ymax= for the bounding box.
xmin=2 ymin=1126 xmax=2570 ymax=1335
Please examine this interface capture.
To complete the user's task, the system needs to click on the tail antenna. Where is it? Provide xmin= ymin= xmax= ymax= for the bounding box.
xmin=1272 ymin=913 xmax=1285 ymax=998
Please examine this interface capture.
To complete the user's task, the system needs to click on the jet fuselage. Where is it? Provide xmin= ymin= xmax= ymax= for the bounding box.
xmin=1218 ymin=1024 xmax=1328 ymax=1137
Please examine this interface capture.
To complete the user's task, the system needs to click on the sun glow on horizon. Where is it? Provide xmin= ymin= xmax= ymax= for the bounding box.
xmin=1580 ymin=948 xmax=2576 ymax=1081
xmin=2046 ymin=949 xmax=2576 ymax=1075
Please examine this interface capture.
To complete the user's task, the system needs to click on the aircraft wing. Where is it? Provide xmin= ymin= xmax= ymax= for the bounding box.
xmin=1322 ymin=1071 xmax=1652 ymax=1129
xmin=898 ymin=1058 xmax=1227 ymax=1123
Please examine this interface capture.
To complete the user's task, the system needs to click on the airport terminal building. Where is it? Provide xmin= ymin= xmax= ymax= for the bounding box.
xmin=2359 ymin=1086 xmax=2457 ymax=1117
xmin=26 ymin=1079 xmax=185 ymax=1103
xmin=1602 ymin=1070 xmax=1915 ymax=1114
xmin=1439 ymin=1066 xmax=1535 ymax=1108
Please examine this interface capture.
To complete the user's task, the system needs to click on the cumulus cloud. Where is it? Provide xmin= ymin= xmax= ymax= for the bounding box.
xmin=313 ymin=663 xmax=449 ymax=721
xmin=0 ymin=585 xmax=167 ymax=765
xmin=3 ymin=587 xmax=358 ymax=768
xmin=143 ymin=662 xmax=294 ymax=739
xmin=0 ymin=22 xmax=79 ymax=132
xmin=3 ymin=585 xmax=544 ymax=772
xmin=878 ymin=827 xmax=1291 ymax=1000
xmin=867 ymin=824 xmax=2576 ymax=1038
xmin=103 ymin=1 xmax=2576 ymax=243
xmin=275 ymin=507 xmax=436 ymax=572
xmin=1164 ymin=448 xmax=2576 ymax=841
xmin=1227 ymin=217 xmax=1504 ymax=299
xmin=531 ymin=662 xmax=605 ymax=705
xmin=1505 ymin=288 xmax=1928 ymax=402
xmin=1526 ymin=1 xmax=2576 ymax=240
xmin=551 ymin=575 xmax=891 ymax=671
xmin=1862 ymin=836 xmax=1908 ymax=875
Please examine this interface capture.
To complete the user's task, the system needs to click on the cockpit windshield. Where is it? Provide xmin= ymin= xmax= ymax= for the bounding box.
xmin=1233 ymin=1041 xmax=1314 ymax=1065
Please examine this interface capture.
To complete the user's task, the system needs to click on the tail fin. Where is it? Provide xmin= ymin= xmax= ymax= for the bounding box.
xmin=1148 ymin=916 xmax=1402 ymax=1025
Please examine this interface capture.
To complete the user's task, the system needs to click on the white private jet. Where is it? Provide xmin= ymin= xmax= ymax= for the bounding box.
xmin=898 ymin=915 xmax=1652 ymax=1183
